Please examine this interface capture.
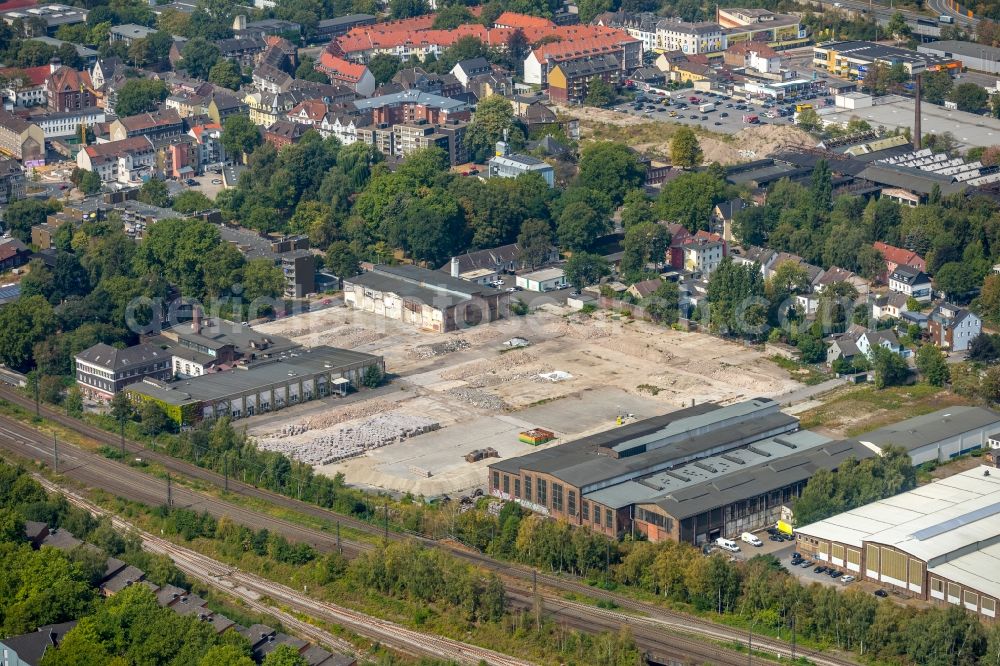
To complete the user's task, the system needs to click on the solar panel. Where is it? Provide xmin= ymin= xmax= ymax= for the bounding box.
xmin=911 ymin=501 xmax=1000 ymax=541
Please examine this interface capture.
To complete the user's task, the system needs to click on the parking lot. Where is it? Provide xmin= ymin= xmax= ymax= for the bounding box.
xmin=615 ymin=90 xmax=834 ymax=135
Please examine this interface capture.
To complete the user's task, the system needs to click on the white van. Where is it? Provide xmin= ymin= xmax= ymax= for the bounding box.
xmin=741 ymin=532 xmax=763 ymax=547
xmin=715 ymin=537 xmax=740 ymax=553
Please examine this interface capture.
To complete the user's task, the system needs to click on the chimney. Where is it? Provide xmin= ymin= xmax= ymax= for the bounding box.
xmin=450 ymin=256 xmax=460 ymax=278
xmin=495 ymin=140 xmax=508 ymax=157
xmin=49 ymin=57 xmax=61 ymax=75
xmin=913 ymin=73 xmax=922 ymax=151
xmin=233 ymin=14 xmax=247 ymax=30
xmin=192 ymin=306 xmax=201 ymax=335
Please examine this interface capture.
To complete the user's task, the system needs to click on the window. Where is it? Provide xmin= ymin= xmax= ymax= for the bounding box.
xmin=605 ymin=509 xmax=613 ymax=529
xmin=502 ymin=475 xmax=509 ymax=495
xmin=524 ymin=475 xmax=532 ymax=502
xmin=552 ymin=483 xmax=563 ymax=512
xmin=965 ymin=590 xmax=979 ymax=610
xmin=492 ymin=471 xmax=499 ymax=490
xmin=982 ymin=597 xmax=996 ymax=616
xmin=514 ymin=479 xmax=520 ymax=498
xmin=568 ymin=490 xmax=576 ymax=516
xmin=948 ymin=582 xmax=961 ymax=604
xmin=582 ymin=502 xmax=590 ymax=521
xmin=537 ymin=478 xmax=547 ymax=506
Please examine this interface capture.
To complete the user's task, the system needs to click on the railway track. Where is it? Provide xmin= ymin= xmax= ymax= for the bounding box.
xmin=36 ymin=476 xmax=534 ymax=666
xmin=0 ymin=390 xmax=856 ymax=666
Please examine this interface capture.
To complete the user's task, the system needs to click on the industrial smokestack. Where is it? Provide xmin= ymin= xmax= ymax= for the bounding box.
xmin=914 ymin=73 xmax=922 ymax=151
xmin=192 ymin=305 xmax=201 ymax=335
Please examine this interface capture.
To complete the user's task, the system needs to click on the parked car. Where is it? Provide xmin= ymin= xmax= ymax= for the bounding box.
xmin=830 ymin=570 xmax=843 ymax=579
xmin=841 ymin=576 xmax=856 ymax=584
xmin=741 ymin=532 xmax=763 ymax=547
xmin=715 ymin=537 xmax=741 ymax=553
xmin=874 ymin=589 xmax=888 ymax=598
xmin=814 ymin=566 xmax=827 ymax=573
xmin=799 ymin=560 xmax=813 ymax=568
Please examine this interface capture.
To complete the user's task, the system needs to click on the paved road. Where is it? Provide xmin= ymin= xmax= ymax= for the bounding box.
xmin=773 ymin=377 xmax=848 ymax=407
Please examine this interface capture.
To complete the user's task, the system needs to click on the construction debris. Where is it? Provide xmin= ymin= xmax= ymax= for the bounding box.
xmin=447 ymin=387 xmax=509 ymax=411
xmin=409 ymin=338 xmax=472 ymax=359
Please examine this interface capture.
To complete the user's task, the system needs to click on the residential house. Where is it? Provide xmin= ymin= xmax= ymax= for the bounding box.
xmin=90 ymin=57 xmax=122 ymax=90
xmin=215 ymin=37 xmax=268 ymax=68
xmin=665 ymin=223 xmax=692 ymax=269
xmin=523 ymin=30 xmax=641 ymax=86
xmin=316 ymin=53 xmax=376 ymax=97
xmin=0 ymin=110 xmax=44 ymax=162
xmin=286 ymin=99 xmax=330 ymax=129
xmin=206 ymin=92 xmax=247 ymax=124
xmin=391 ymin=67 xmax=462 ymax=97
xmin=655 ymin=18 xmax=723 ymax=54
xmin=547 ymin=54 xmax=621 ymax=104
xmin=76 ymin=136 xmax=156 ymax=184
xmin=713 ymin=197 xmax=746 ymax=243
xmin=888 ymin=265 xmax=932 ymax=302
xmin=391 ymin=119 xmax=468 ymax=165
xmin=441 ymin=242 xmax=556 ymax=281
xmin=109 ymin=108 xmax=184 ymax=142
xmin=263 ymin=119 xmax=307 ymax=149
xmin=352 ymin=89 xmax=471 ymax=125
xmin=929 ymin=303 xmax=982 ymax=352
xmin=872 ymin=241 xmax=926 ymax=280
xmin=26 ymin=107 xmax=104 ymax=141
xmin=683 ymin=237 xmax=725 ymax=275
xmin=45 ymin=63 xmax=97 ymax=112
xmin=252 ymin=63 xmax=293 ymax=93
xmin=627 ymin=278 xmax=663 ymax=300
xmin=488 ymin=141 xmax=554 ymax=186
xmin=0 ymin=65 xmax=49 ymax=107
xmin=826 ymin=325 xmax=902 ymax=366
xmin=0 ymin=621 xmax=77 ymax=666
xmin=281 ymin=250 xmax=316 ymax=297
xmin=814 ymin=265 xmax=869 ymax=297
xmin=74 ymin=342 xmax=172 ymax=399
xmin=451 ymin=57 xmax=492 ymax=88
xmin=629 ymin=66 xmax=666 ymax=86
xmin=723 ymin=41 xmax=782 ymax=73
xmin=165 ymin=91 xmax=210 ymax=118
xmin=0 ymin=237 xmax=30 ymax=270
xmin=319 ymin=112 xmax=363 ymax=144
xmin=518 ymin=100 xmax=557 ymax=129
xmin=871 ymin=291 xmax=909 ymax=320
xmin=0 ymin=157 xmax=25 ymax=204
xmin=188 ymin=122 xmax=225 ymax=168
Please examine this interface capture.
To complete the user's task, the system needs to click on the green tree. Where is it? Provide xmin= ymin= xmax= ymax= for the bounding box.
xmin=293 ymin=56 xmax=329 ymax=84
xmin=179 ymin=37 xmax=220 ymax=79
xmin=465 ymin=94 xmax=524 ymax=163
xmin=584 ymin=76 xmax=615 ymax=107
xmin=208 ymin=58 xmax=243 ymax=90
xmin=656 ymin=170 xmax=727 ymax=232
xmin=620 ymin=221 xmax=669 ymax=278
xmin=389 ymin=0 xmax=429 ymax=18
xmin=886 ymin=11 xmax=910 ymax=39
xmin=921 ymin=70 xmax=954 ymax=105
xmin=871 ymin=345 xmax=909 ymax=389
xmin=221 ymin=115 xmax=262 ymax=163
xmin=172 ymin=190 xmax=213 ymax=214
xmin=114 ymin=79 xmax=169 ymax=117
xmin=644 ymin=280 xmax=679 ymax=325
xmin=139 ymin=400 xmax=173 ymax=436
xmin=4 ymin=198 xmax=60 ymax=243
xmin=325 ymin=241 xmax=359 ymax=279
xmin=432 ymin=4 xmax=474 ymax=28
xmin=950 ymin=82 xmax=989 ymax=113
xmin=563 ymin=252 xmax=609 ymax=290
xmin=138 ymin=178 xmax=170 ymax=208
xmin=198 ymin=645 xmax=254 ymax=666
xmin=620 ymin=189 xmax=654 ymax=229
xmin=577 ymin=141 xmax=645 ymax=206
xmin=242 ymin=259 xmax=284 ymax=301
xmin=261 ymin=644 xmax=307 ymax=666
xmin=577 ymin=0 xmax=612 ymax=22
xmin=915 ymin=343 xmax=949 ymax=386
xmin=796 ymin=107 xmax=822 ymax=132
xmin=707 ymin=258 xmax=767 ymax=338
xmin=64 ymin=386 xmax=83 ymax=416
xmin=516 ymin=218 xmax=553 ymax=269
xmin=811 ymin=158 xmax=832 ymax=210
xmin=935 ymin=261 xmax=976 ymax=300
xmin=0 ymin=544 xmax=96 ymax=636
xmin=0 ymin=295 xmax=57 ymax=371
xmin=78 ymin=170 xmax=102 ymax=195
xmin=557 ymin=202 xmax=607 ymax=251
xmin=670 ymin=126 xmax=703 ymax=169
xmin=367 ymin=53 xmax=403 ymax=84
xmin=362 ymin=364 xmax=383 ymax=388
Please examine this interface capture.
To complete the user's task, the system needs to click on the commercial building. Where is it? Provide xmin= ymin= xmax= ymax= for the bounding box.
xmin=795 ymin=465 xmax=1000 ymax=620
xmin=108 ymin=23 xmax=157 ymax=45
xmin=74 ymin=342 xmax=173 ymax=399
xmin=27 ymin=107 xmax=106 ymax=140
xmin=127 ymin=344 xmax=383 ymax=425
xmin=813 ymin=41 xmax=961 ymax=78
xmin=918 ymin=40 xmax=1000 ymax=75
xmin=856 ymin=406 xmax=1000 ymax=466
xmin=489 ymin=398 xmax=872 ymax=544
xmin=516 ymin=267 xmax=567 ymax=292
xmin=0 ymin=4 xmax=87 ymax=34
xmin=655 ymin=18 xmax=724 ymax=55
xmin=343 ymin=264 xmax=508 ymax=332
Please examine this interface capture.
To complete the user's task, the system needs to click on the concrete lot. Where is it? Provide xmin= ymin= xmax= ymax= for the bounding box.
xmin=821 ymin=94 xmax=1000 ymax=148
xmin=614 ymin=96 xmax=801 ymax=135
xmin=250 ymin=304 xmax=802 ymax=496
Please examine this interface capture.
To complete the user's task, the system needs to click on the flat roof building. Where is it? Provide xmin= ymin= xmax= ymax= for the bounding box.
xmin=813 ymin=40 xmax=961 ymax=77
xmin=795 ymin=465 xmax=1000 ymax=620
xmin=918 ymin=39 xmax=1000 ymax=75
xmin=343 ymin=264 xmax=509 ymax=332
xmin=856 ymin=406 xmax=1000 ymax=466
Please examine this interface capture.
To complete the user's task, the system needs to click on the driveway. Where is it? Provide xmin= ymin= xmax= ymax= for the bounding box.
xmin=497 ymin=275 xmax=572 ymax=308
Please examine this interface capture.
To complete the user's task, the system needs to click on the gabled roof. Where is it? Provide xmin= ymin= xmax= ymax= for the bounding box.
xmin=317 ymin=52 xmax=368 ymax=82
xmin=495 ymin=11 xmax=556 ymax=28
xmin=119 ymin=108 xmax=182 ymax=132
xmin=83 ymin=136 xmax=154 ymax=162
xmin=889 ymin=264 xmax=929 ymax=285
xmin=439 ymin=243 xmax=523 ymax=274
xmin=47 ymin=66 xmax=93 ymax=93
xmin=1 ymin=621 xmax=77 ymax=664
xmin=630 ymin=278 xmax=663 ymax=298
xmin=714 ymin=197 xmax=745 ymax=220
xmin=0 ymin=64 xmax=50 ymax=87
xmin=930 ymin=302 xmax=978 ymax=328
xmin=873 ymin=241 xmax=924 ymax=269
xmin=0 ymin=237 xmax=28 ymax=261
xmin=75 ymin=342 xmax=168 ymax=370
xmin=551 ymin=54 xmax=620 ymax=78
xmin=816 ymin=265 xmax=860 ymax=286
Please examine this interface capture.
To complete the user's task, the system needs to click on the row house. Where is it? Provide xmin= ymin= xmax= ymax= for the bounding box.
xmin=547 ymin=54 xmax=621 ymax=103
xmin=188 ymin=122 xmax=225 ymax=168
xmin=286 ymin=99 xmax=330 ymax=129
xmin=389 ymin=67 xmax=463 ymax=98
xmin=352 ymin=89 xmax=470 ymax=125
xmin=28 ymin=106 xmax=105 ymax=140
xmin=218 ymin=37 xmax=268 ymax=68
xmin=316 ymin=53 xmax=376 ymax=97
xmin=0 ymin=65 xmax=49 ymax=107
xmin=0 ymin=157 xmax=26 ymax=203
xmin=76 ymin=135 xmax=155 ymax=184
xmin=524 ymin=32 xmax=642 ymax=86
xmin=319 ymin=112 xmax=365 ymax=144
xmin=152 ymin=134 xmax=197 ymax=180
xmin=109 ymin=108 xmax=185 ymax=142
xmin=263 ymin=119 xmax=308 ymax=149
xmin=591 ymin=11 xmax=659 ymax=53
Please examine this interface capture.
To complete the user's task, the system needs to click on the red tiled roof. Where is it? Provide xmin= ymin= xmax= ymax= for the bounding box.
xmin=317 ymin=52 xmax=368 ymax=82
xmin=0 ymin=65 xmax=49 ymax=87
xmin=494 ymin=11 xmax=555 ymax=29
xmin=84 ymin=136 xmax=154 ymax=158
xmin=120 ymin=108 xmax=182 ymax=132
xmin=0 ymin=0 xmax=36 ymax=11
xmin=47 ymin=66 xmax=93 ymax=93
xmin=189 ymin=122 xmax=221 ymax=140
xmin=530 ymin=31 xmax=639 ymax=65
xmin=726 ymin=41 xmax=778 ymax=57
xmin=872 ymin=241 xmax=925 ymax=270
xmin=288 ymin=99 xmax=328 ymax=121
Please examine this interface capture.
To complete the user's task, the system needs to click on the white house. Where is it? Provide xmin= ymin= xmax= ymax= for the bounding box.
xmin=76 ymin=136 xmax=155 ymax=184
xmin=888 ymin=265 xmax=932 ymax=302
xmin=320 ymin=114 xmax=359 ymax=145
xmin=683 ymin=239 xmax=725 ymax=275
xmin=826 ymin=325 xmax=902 ymax=366
xmin=655 ymin=18 xmax=724 ymax=54
xmin=929 ymin=303 xmax=982 ymax=352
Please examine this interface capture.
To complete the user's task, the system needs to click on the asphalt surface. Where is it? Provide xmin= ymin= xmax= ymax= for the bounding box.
xmin=0 ymin=386 xmax=857 ymax=666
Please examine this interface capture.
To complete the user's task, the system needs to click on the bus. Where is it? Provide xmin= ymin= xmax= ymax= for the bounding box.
xmin=795 ymin=103 xmax=813 ymax=112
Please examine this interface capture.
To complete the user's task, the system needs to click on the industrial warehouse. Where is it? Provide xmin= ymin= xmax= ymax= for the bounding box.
xmin=489 ymin=399 xmax=1000 ymax=546
xmin=127 ymin=345 xmax=383 ymax=425
xmin=795 ymin=465 xmax=1000 ymax=620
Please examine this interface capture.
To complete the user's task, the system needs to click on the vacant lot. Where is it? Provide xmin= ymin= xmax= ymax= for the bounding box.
xmin=251 ymin=305 xmax=802 ymax=496
xmin=796 ymin=383 xmax=974 ymax=438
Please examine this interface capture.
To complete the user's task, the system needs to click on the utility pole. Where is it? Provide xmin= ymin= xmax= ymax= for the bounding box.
xmin=336 ymin=521 xmax=341 ymax=553
xmin=383 ymin=501 xmax=388 ymax=541
xmin=791 ymin=611 xmax=796 ymax=660
xmin=223 ymin=458 xmax=228 ymax=492
xmin=33 ymin=376 xmax=39 ymax=417
xmin=748 ymin=625 xmax=752 ymax=666
xmin=53 ymin=434 xmax=58 ymax=473
xmin=120 ymin=418 xmax=125 ymax=458
xmin=166 ymin=473 xmax=172 ymax=508
xmin=533 ymin=569 xmax=541 ymax=632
